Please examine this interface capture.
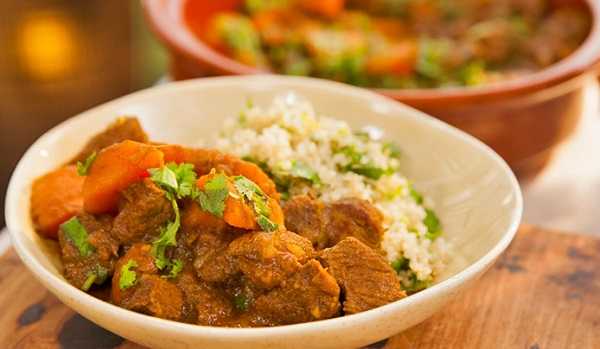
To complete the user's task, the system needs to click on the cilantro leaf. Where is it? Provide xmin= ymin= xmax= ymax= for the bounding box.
xmin=289 ymin=160 xmax=320 ymax=185
xmin=166 ymin=163 xmax=199 ymax=199
xmin=257 ymin=215 xmax=278 ymax=232
xmin=61 ymin=217 xmax=95 ymax=257
xmin=346 ymin=164 xmax=387 ymax=180
xmin=76 ymin=152 xmax=97 ymax=176
xmin=149 ymin=162 xmax=199 ymax=200
xmin=391 ymin=257 xmax=410 ymax=274
xmin=423 ymin=208 xmax=442 ymax=240
xmin=81 ymin=274 xmax=97 ymax=291
xmin=165 ymin=259 xmax=184 ymax=279
xmin=233 ymin=294 xmax=250 ymax=311
xmin=383 ymin=141 xmax=402 ymax=159
xmin=197 ymin=174 xmax=229 ymax=218
xmin=147 ymin=162 xmax=199 ymax=272
xmin=234 ymin=175 xmax=278 ymax=232
xmin=149 ymin=166 xmax=178 ymax=197
xmin=81 ymin=265 xmax=108 ymax=291
xmin=119 ymin=260 xmax=138 ymax=290
xmin=337 ymin=145 xmax=389 ymax=180
xmin=402 ymin=272 xmax=431 ymax=293
xmin=410 ymin=186 xmax=424 ymax=205
xmin=151 ymin=199 xmax=181 ymax=270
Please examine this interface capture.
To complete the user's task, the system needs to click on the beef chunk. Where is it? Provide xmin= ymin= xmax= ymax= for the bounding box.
xmin=176 ymin=271 xmax=236 ymax=326
xmin=226 ymin=230 xmax=314 ymax=289
xmin=111 ymin=179 xmax=174 ymax=244
xmin=111 ymin=243 xmax=183 ymax=321
xmin=71 ymin=117 xmax=148 ymax=163
xmin=253 ymin=260 xmax=341 ymax=325
xmin=283 ymin=195 xmax=327 ymax=248
xmin=284 ymin=196 xmax=384 ymax=250
xmin=324 ymin=199 xmax=384 ymax=250
xmin=180 ymin=201 xmax=240 ymax=283
xmin=59 ymin=213 xmax=119 ymax=290
xmin=118 ymin=274 xmax=184 ymax=321
xmin=319 ymin=237 xmax=405 ymax=314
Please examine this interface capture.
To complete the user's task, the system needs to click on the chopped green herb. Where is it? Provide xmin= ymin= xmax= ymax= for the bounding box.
xmin=82 ymin=265 xmax=110 ymax=291
xmin=76 ymin=152 xmax=97 ymax=176
xmin=416 ymin=38 xmax=451 ymax=82
xmin=353 ymin=130 xmax=371 ymax=141
xmin=402 ymin=273 xmax=431 ymax=293
xmin=383 ymin=141 xmax=402 ymax=159
xmin=81 ymin=273 xmax=97 ymax=291
xmin=149 ymin=162 xmax=199 ymax=201
xmin=152 ymin=199 xmax=181 ymax=270
xmin=60 ymin=217 xmax=95 ymax=258
xmin=338 ymin=145 xmax=362 ymax=163
xmin=119 ymin=260 xmax=138 ymax=290
xmin=423 ymin=208 xmax=442 ymax=240
xmin=346 ymin=164 xmax=388 ymax=180
xmin=336 ymin=145 xmax=390 ymax=180
xmin=149 ymin=165 xmax=178 ymax=196
xmin=197 ymin=173 xmax=229 ymax=218
xmin=168 ymin=163 xmax=199 ymax=199
xmin=257 ymin=215 xmax=278 ymax=232
xmin=165 ymin=259 xmax=184 ymax=279
xmin=234 ymin=176 xmax=278 ymax=232
xmin=391 ymin=257 xmax=410 ymax=274
xmin=409 ymin=186 xmax=424 ymax=205
xmin=233 ymin=294 xmax=250 ymax=311
xmin=289 ymin=160 xmax=320 ymax=185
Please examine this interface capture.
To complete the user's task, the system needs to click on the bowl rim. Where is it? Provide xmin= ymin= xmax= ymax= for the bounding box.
xmin=5 ymin=75 xmax=523 ymax=338
xmin=142 ymin=0 xmax=600 ymax=104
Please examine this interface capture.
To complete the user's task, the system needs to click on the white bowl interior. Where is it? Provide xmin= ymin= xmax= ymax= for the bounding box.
xmin=5 ymin=76 xmax=522 ymax=349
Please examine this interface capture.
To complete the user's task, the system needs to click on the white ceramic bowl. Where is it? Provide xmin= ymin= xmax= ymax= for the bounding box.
xmin=5 ymin=76 xmax=522 ymax=349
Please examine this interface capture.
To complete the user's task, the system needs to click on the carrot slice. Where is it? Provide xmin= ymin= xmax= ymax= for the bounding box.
xmin=159 ymin=145 xmax=279 ymax=200
xmin=196 ymin=173 xmax=257 ymax=230
xmin=83 ymin=140 xmax=164 ymax=214
xmin=31 ymin=165 xmax=84 ymax=239
xmin=300 ymin=0 xmax=345 ymax=18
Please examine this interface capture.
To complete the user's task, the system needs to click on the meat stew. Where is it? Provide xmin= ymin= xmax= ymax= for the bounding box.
xmin=30 ymin=117 xmax=406 ymax=327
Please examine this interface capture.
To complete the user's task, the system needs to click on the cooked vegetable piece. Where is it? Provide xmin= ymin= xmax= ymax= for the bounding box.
xmin=159 ymin=144 xmax=279 ymax=200
xmin=300 ymin=0 xmax=345 ymax=18
xmin=233 ymin=175 xmax=280 ymax=231
xmin=76 ymin=152 xmax=97 ymax=176
xmin=83 ymin=140 xmax=164 ymax=214
xmin=151 ymin=199 xmax=181 ymax=270
xmin=31 ymin=165 xmax=84 ymax=238
xmin=197 ymin=172 xmax=255 ymax=229
xmin=207 ymin=13 xmax=266 ymax=67
xmin=60 ymin=217 xmax=95 ymax=257
xmin=119 ymin=260 xmax=138 ymax=290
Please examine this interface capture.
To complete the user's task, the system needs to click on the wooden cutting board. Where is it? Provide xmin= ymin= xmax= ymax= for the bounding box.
xmin=1 ymin=225 xmax=599 ymax=349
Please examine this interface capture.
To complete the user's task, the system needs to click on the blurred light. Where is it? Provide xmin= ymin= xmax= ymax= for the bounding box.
xmin=18 ymin=11 xmax=78 ymax=81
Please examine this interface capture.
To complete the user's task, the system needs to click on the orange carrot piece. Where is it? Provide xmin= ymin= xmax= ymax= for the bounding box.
xmin=366 ymin=41 xmax=417 ymax=76
xmin=83 ymin=140 xmax=164 ymax=214
xmin=196 ymin=173 xmax=257 ymax=230
xmin=30 ymin=165 xmax=84 ymax=239
xmin=160 ymin=145 xmax=279 ymax=200
xmin=300 ymin=0 xmax=345 ymax=18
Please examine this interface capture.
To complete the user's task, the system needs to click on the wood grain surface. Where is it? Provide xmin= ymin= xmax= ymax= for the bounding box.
xmin=1 ymin=225 xmax=599 ymax=349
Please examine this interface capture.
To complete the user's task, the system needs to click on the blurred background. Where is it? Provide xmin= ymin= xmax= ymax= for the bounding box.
xmin=0 ymin=0 xmax=598 ymax=234
xmin=0 ymin=0 xmax=168 ymax=227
